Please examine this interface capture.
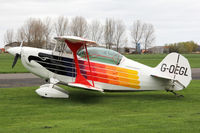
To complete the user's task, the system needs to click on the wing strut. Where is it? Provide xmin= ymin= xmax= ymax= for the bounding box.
xmin=84 ymin=45 xmax=94 ymax=87
xmin=65 ymin=40 xmax=94 ymax=87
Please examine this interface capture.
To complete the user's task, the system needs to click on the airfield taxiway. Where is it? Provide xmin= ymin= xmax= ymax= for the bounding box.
xmin=0 ymin=73 xmax=45 ymax=88
xmin=0 ymin=68 xmax=200 ymax=88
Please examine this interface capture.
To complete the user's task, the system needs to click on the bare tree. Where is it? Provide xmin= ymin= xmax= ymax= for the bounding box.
xmin=16 ymin=27 xmax=25 ymax=42
xmin=54 ymin=16 xmax=68 ymax=36
xmin=114 ymin=20 xmax=126 ymax=52
xmin=31 ymin=19 xmax=46 ymax=47
xmin=104 ymin=18 xmax=116 ymax=49
xmin=88 ymin=20 xmax=103 ymax=43
xmin=131 ymin=20 xmax=146 ymax=53
xmin=4 ymin=29 xmax=14 ymax=44
xmin=20 ymin=18 xmax=46 ymax=48
xmin=70 ymin=16 xmax=88 ymax=37
xmin=143 ymin=23 xmax=155 ymax=52
xmin=43 ymin=17 xmax=52 ymax=49
xmin=54 ymin=16 xmax=69 ymax=52
xmin=23 ymin=18 xmax=33 ymax=45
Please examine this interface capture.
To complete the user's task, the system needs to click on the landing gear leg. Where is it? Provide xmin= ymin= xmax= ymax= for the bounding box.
xmin=166 ymin=90 xmax=184 ymax=97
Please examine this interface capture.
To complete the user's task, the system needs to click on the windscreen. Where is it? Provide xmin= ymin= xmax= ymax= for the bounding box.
xmin=77 ymin=47 xmax=123 ymax=65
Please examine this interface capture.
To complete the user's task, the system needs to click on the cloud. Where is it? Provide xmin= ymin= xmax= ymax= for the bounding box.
xmin=1 ymin=0 xmax=200 ymax=47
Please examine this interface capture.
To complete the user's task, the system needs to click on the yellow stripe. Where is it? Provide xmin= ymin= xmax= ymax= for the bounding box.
xmin=118 ymin=77 xmax=140 ymax=84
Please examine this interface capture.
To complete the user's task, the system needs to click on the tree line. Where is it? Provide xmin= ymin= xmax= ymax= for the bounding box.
xmin=4 ymin=16 xmax=155 ymax=52
xmin=165 ymin=41 xmax=199 ymax=53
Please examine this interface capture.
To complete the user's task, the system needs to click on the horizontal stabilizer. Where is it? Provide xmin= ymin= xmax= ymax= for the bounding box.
xmin=151 ymin=74 xmax=174 ymax=80
xmin=68 ymin=82 xmax=104 ymax=93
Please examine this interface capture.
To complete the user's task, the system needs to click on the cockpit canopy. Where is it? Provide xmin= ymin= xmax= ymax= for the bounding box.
xmin=77 ymin=47 xmax=123 ymax=65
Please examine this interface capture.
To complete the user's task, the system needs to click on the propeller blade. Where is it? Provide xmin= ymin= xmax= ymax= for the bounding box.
xmin=12 ymin=54 xmax=20 ymax=68
xmin=11 ymin=41 xmax=23 ymax=68
xmin=20 ymin=41 xmax=23 ymax=47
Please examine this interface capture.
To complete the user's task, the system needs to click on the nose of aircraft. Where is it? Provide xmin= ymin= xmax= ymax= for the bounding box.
xmin=7 ymin=47 xmax=21 ymax=56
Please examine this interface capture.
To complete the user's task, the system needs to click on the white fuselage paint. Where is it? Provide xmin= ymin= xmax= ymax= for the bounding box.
xmin=19 ymin=47 xmax=169 ymax=91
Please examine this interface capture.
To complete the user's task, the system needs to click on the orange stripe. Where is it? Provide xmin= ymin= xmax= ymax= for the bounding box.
xmin=82 ymin=60 xmax=141 ymax=89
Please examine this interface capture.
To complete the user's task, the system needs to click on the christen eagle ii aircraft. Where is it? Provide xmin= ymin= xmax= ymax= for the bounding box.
xmin=7 ymin=36 xmax=192 ymax=98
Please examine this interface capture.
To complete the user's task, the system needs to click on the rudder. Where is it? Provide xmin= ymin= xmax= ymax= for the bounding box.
xmin=152 ymin=53 xmax=192 ymax=90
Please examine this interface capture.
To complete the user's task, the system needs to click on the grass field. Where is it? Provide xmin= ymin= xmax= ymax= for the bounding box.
xmin=0 ymin=53 xmax=200 ymax=73
xmin=0 ymin=80 xmax=200 ymax=133
xmin=125 ymin=53 xmax=200 ymax=68
xmin=0 ymin=53 xmax=28 ymax=73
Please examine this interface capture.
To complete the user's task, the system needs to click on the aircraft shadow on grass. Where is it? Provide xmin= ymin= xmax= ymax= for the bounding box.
xmin=58 ymin=90 xmax=181 ymax=104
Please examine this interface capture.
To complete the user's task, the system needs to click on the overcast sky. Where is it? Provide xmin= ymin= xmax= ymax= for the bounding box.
xmin=0 ymin=0 xmax=200 ymax=48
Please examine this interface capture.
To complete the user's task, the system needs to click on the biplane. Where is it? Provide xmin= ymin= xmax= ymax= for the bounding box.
xmin=7 ymin=36 xmax=192 ymax=98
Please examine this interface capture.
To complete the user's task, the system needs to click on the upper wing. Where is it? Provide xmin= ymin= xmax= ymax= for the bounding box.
xmin=54 ymin=36 xmax=96 ymax=45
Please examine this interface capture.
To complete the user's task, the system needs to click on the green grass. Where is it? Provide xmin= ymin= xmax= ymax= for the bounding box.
xmin=0 ymin=53 xmax=28 ymax=73
xmin=0 ymin=80 xmax=200 ymax=133
xmin=0 ymin=53 xmax=200 ymax=73
xmin=125 ymin=53 xmax=200 ymax=67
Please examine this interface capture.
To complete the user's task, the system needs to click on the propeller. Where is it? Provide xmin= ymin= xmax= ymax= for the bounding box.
xmin=12 ymin=41 xmax=23 ymax=68
xmin=12 ymin=53 xmax=20 ymax=68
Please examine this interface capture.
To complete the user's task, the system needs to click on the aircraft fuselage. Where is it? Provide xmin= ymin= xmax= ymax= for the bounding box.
xmin=17 ymin=47 xmax=170 ymax=91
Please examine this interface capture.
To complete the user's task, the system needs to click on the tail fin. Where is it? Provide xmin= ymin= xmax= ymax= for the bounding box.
xmin=152 ymin=53 xmax=192 ymax=90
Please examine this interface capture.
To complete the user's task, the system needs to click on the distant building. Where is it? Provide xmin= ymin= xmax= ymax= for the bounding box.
xmin=4 ymin=42 xmax=21 ymax=52
xmin=141 ymin=49 xmax=149 ymax=54
xmin=122 ymin=47 xmax=136 ymax=54
xmin=4 ymin=41 xmax=138 ymax=54
xmin=197 ymin=45 xmax=200 ymax=52
xmin=128 ymin=48 xmax=136 ymax=53
xmin=112 ymin=47 xmax=125 ymax=54
xmin=43 ymin=42 xmax=56 ymax=50
xmin=5 ymin=41 xmax=56 ymax=51
xmin=87 ymin=43 xmax=99 ymax=47
xmin=148 ymin=46 xmax=165 ymax=54
xmin=0 ymin=48 xmax=5 ymax=53
xmin=111 ymin=47 xmax=136 ymax=54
